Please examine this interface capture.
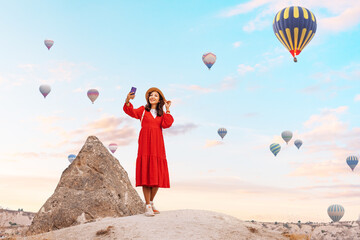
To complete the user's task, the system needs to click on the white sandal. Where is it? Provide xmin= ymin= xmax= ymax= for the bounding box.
xmin=145 ymin=204 xmax=155 ymax=217
xmin=150 ymin=201 xmax=160 ymax=214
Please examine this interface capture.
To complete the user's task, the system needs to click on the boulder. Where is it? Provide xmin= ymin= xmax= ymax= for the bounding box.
xmin=27 ymin=136 xmax=144 ymax=235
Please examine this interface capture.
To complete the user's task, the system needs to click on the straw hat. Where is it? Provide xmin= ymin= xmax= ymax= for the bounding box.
xmin=145 ymin=87 xmax=166 ymax=102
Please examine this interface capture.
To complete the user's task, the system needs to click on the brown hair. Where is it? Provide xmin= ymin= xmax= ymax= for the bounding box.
xmin=144 ymin=91 xmax=164 ymax=116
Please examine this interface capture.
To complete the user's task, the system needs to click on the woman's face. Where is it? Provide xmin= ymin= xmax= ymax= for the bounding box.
xmin=149 ymin=91 xmax=160 ymax=105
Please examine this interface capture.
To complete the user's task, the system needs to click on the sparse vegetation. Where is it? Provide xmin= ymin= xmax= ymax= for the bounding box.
xmin=246 ymin=226 xmax=258 ymax=233
xmin=95 ymin=225 xmax=114 ymax=236
xmin=283 ymin=223 xmax=290 ymax=229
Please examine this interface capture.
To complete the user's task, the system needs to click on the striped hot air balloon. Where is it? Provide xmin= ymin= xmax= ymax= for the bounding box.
xmin=87 ymin=89 xmax=99 ymax=104
xmin=109 ymin=143 xmax=118 ymax=154
xmin=346 ymin=156 xmax=358 ymax=171
xmin=281 ymin=131 xmax=293 ymax=144
xmin=270 ymin=143 xmax=281 ymax=157
xmin=202 ymin=52 xmax=216 ymax=70
xmin=273 ymin=6 xmax=317 ymax=62
xmin=217 ymin=128 xmax=227 ymax=139
xmin=44 ymin=39 xmax=54 ymax=50
xmin=39 ymin=84 xmax=51 ymax=98
xmin=327 ymin=204 xmax=344 ymax=222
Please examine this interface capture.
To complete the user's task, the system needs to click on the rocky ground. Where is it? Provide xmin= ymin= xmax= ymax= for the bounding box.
xmin=1 ymin=209 xmax=359 ymax=240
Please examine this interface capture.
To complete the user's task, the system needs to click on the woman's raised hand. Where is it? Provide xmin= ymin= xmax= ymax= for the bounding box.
xmin=165 ymin=100 xmax=171 ymax=109
xmin=126 ymin=92 xmax=135 ymax=103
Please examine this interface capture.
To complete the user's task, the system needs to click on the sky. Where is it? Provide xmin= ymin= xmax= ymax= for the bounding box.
xmin=0 ymin=0 xmax=360 ymax=223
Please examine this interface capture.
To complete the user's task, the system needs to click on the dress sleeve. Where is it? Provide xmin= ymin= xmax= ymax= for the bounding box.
xmin=161 ymin=113 xmax=174 ymax=129
xmin=123 ymin=102 xmax=145 ymax=120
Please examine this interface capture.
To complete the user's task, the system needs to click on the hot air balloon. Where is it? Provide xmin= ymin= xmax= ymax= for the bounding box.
xmin=202 ymin=52 xmax=216 ymax=70
xmin=217 ymin=128 xmax=227 ymax=139
xmin=87 ymin=89 xmax=99 ymax=104
xmin=68 ymin=154 xmax=76 ymax=163
xmin=327 ymin=204 xmax=344 ymax=222
xmin=294 ymin=139 xmax=303 ymax=149
xmin=39 ymin=84 xmax=51 ymax=98
xmin=273 ymin=6 xmax=317 ymax=62
xmin=109 ymin=143 xmax=118 ymax=154
xmin=281 ymin=131 xmax=293 ymax=144
xmin=270 ymin=143 xmax=281 ymax=156
xmin=346 ymin=156 xmax=358 ymax=171
xmin=44 ymin=39 xmax=54 ymax=50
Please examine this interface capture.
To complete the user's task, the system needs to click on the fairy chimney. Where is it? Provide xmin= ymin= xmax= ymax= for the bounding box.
xmin=27 ymin=136 xmax=144 ymax=235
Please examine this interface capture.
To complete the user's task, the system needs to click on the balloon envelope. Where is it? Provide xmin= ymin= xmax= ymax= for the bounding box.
xmin=202 ymin=52 xmax=216 ymax=69
xmin=217 ymin=128 xmax=227 ymax=139
xmin=327 ymin=204 xmax=344 ymax=222
xmin=39 ymin=84 xmax=51 ymax=98
xmin=294 ymin=139 xmax=303 ymax=149
xmin=273 ymin=6 xmax=317 ymax=62
xmin=270 ymin=143 xmax=281 ymax=156
xmin=281 ymin=131 xmax=293 ymax=144
xmin=44 ymin=39 xmax=54 ymax=50
xmin=346 ymin=156 xmax=358 ymax=171
xmin=109 ymin=143 xmax=118 ymax=153
xmin=68 ymin=154 xmax=76 ymax=163
xmin=87 ymin=89 xmax=99 ymax=104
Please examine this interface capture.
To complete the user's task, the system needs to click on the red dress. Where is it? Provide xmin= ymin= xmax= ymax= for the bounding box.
xmin=123 ymin=102 xmax=174 ymax=188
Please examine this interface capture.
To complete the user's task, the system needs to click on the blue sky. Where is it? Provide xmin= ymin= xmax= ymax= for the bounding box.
xmin=0 ymin=0 xmax=360 ymax=222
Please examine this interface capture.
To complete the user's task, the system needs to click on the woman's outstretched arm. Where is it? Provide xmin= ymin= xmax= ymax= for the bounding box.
xmin=123 ymin=92 xmax=144 ymax=119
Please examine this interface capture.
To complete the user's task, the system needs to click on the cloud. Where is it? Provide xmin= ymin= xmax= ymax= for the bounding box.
xmin=204 ymin=140 xmax=224 ymax=148
xmin=169 ymin=76 xmax=238 ymax=95
xmin=288 ymin=159 xmax=346 ymax=178
xmin=300 ymin=64 xmax=360 ymax=97
xmin=319 ymin=5 xmax=360 ymax=32
xmin=166 ymin=123 xmax=197 ymax=136
xmin=238 ymin=64 xmax=256 ymax=75
xmin=288 ymin=106 xmax=360 ymax=178
xmin=37 ymin=115 xmax=197 ymax=150
xmin=242 ymin=112 xmax=259 ymax=118
xmin=233 ymin=41 xmax=242 ymax=48
xmin=300 ymin=85 xmax=322 ymax=94
xmin=220 ymin=0 xmax=273 ymax=17
xmin=354 ymin=94 xmax=360 ymax=102
xmin=220 ymin=0 xmax=360 ymax=33
xmin=220 ymin=76 xmax=237 ymax=91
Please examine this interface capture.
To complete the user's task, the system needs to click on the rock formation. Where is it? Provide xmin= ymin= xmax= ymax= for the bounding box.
xmin=27 ymin=136 xmax=144 ymax=235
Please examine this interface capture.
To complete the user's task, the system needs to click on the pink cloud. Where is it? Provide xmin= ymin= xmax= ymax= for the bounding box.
xmin=288 ymin=106 xmax=360 ymax=178
xmin=354 ymin=94 xmax=360 ymax=102
xmin=204 ymin=140 xmax=224 ymax=148
xmin=220 ymin=0 xmax=360 ymax=33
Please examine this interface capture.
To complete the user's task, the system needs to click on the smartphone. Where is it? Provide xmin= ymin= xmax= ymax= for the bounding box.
xmin=130 ymin=87 xmax=137 ymax=94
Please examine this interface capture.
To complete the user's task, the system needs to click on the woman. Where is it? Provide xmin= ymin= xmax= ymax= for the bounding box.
xmin=123 ymin=87 xmax=174 ymax=217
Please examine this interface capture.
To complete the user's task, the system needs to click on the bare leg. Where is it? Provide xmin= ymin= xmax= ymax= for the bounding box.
xmin=142 ymin=186 xmax=151 ymax=204
xmin=150 ymin=187 xmax=159 ymax=201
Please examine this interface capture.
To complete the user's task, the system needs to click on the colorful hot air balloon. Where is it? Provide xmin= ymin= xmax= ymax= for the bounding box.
xmin=270 ymin=143 xmax=281 ymax=156
xmin=327 ymin=204 xmax=344 ymax=222
xmin=87 ymin=89 xmax=99 ymax=104
xmin=39 ymin=84 xmax=51 ymax=98
xmin=294 ymin=139 xmax=303 ymax=149
xmin=346 ymin=156 xmax=358 ymax=171
xmin=68 ymin=154 xmax=76 ymax=163
xmin=217 ymin=128 xmax=227 ymax=139
xmin=109 ymin=143 xmax=118 ymax=154
xmin=44 ymin=39 xmax=54 ymax=50
xmin=281 ymin=131 xmax=293 ymax=144
xmin=273 ymin=6 xmax=317 ymax=62
xmin=202 ymin=52 xmax=216 ymax=70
